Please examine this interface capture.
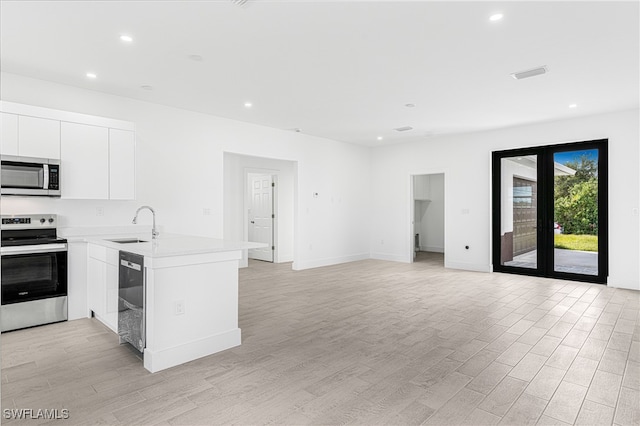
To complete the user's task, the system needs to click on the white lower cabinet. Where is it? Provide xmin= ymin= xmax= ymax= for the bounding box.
xmin=67 ymin=242 xmax=88 ymax=320
xmin=105 ymin=262 xmax=118 ymax=330
xmin=87 ymin=244 xmax=119 ymax=332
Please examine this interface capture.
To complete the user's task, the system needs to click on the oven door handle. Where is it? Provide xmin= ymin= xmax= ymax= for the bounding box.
xmin=0 ymin=243 xmax=68 ymax=255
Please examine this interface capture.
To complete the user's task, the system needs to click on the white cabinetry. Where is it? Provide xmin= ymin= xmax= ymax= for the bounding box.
xmin=1 ymin=113 xmax=18 ymax=155
xmin=0 ymin=113 xmax=60 ymax=159
xmin=67 ymin=241 xmax=88 ymax=320
xmin=61 ymin=122 xmax=109 ymax=199
xmin=87 ymin=253 xmax=106 ymax=322
xmin=0 ymin=101 xmax=135 ymax=200
xmin=87 ymin=244 xmax=119 ymax=332
xmin=109 ymin=129 xmax=135 ymax=200
xmin=18 ymin=116 xmax=61 ymax=159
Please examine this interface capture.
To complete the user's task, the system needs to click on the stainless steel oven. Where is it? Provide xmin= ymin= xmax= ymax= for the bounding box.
xmin=1 ymin=214 xmax=68 ymax=332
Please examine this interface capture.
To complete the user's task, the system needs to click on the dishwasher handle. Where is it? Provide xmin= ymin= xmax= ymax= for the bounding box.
xmin=121 ymin=259 xmax=142 ymax=271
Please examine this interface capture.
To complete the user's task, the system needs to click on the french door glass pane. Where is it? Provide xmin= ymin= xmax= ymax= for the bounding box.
xmin=553 ymin=149 xmax=599 ymax=275
xmin=500 ymin=155 xmax=538 ymax=269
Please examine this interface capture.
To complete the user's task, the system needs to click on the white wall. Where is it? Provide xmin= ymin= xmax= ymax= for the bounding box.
xmin=223 ymin=153 xmax=295 ymax=267
xmin=2 ymin=72 xmax=637 ymax=289
xmin=371 ymin=109 xmax=640 ymax=290
xmin=0 ymin=72 xmax=372 ymax=270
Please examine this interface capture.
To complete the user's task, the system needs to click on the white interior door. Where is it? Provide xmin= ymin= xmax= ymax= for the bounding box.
xmin=248 ymin=174 xmax=274 ymax=262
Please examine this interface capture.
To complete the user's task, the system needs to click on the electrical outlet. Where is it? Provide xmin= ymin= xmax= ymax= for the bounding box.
xmin=96 ymin=207 xmax=104 ymax=216
xmin=175 ymin=300 xmax=185 ymax=315
xmin=203 ymin=208 xmax=212 ymax=216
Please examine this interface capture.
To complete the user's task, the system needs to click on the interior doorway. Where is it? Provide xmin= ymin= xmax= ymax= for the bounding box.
xmin=411 ymin=173 xmax=445 ymax=264
xmin=248 ymin=173 xmax=275 ymax=262
xmin=223 ymin=153 xmax=296 ymax=268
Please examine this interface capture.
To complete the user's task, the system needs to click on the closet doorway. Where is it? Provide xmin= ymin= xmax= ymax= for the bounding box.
xmin=411 ymin=173 xmax=445 ymax=265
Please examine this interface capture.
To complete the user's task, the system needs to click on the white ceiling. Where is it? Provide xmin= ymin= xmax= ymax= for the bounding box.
xmin=1 ymin=1 xmax=638 ymax=147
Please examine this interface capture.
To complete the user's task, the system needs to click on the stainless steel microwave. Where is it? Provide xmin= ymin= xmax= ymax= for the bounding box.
xmin=1 ymin=155 xmax=61 ymax=197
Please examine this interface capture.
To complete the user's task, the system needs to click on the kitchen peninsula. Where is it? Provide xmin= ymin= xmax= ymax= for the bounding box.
xmin=85 ymin=234 xmax=265 ymax=373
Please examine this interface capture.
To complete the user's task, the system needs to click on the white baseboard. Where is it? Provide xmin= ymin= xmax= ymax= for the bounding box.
xmin=445 ymin=260 xmax=491 ymax=273
xmin=293 ymin=253 xmax=370 ymax=270
xmin=144 ymin=328 xmax=241 ymax=373
xmin=607 ymin=276 xmax=640 ymax=291
xmin=370 ymin=252 xmax=411 ymax=263
xmin=419 ymin=245 xmax=444 ymax=253
xmin=277 ymin=253 xmax=294 ymax=263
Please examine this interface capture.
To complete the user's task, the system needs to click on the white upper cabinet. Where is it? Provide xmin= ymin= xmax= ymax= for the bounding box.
xmin=61 ymin=122 xmax=109 ymax=199
xmin=18 ymin=115 xmax=61 ymax=159
xmin=0 ymin=113 xmax=19 ymax=155
xmin=109 ymin=129 xmax=135 ymax=200
xmin=1 ymin=101 xmax=135 ymax=199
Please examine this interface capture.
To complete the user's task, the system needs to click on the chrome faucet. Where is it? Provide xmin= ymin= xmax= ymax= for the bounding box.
xmin=132 ymin=205 xmax=159 ymax=239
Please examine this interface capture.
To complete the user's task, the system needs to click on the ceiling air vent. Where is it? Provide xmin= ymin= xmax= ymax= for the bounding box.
xmin=231 ymin=0 xmax=249 ymax=5
xmin=511 ymin=66 xmax=548 ymax=80
xmin=394 ymin=126 xmax=414 ymax=132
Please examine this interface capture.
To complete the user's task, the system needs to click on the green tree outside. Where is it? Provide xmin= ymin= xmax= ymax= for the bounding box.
xmin=554 ymin=155 xmax=598 ymax=235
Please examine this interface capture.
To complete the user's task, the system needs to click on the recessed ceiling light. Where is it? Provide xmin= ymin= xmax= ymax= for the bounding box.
xmin=510 ymin=66 xmax=548 ymax=80
xmin=244 ymin=102 xmax=252 ymax=108
xmin=188 ymin=54 xmax=203 ymax=62
xmin=405 ymin=103 xmax=416 ymax=108
xmin=489 ymin=13 xmax=504 ymax=22
xmin=140 ymin=85 xmax=153 ymax=91
xmin=377 ymin=136 xmax=383 ymax=141
xmin=569 ymin=104 xmax=577 ymax=108
xmin=120 ymin=35 xmax=133 ymax=43
xmin=86 ymin=72 xmax=97 ymax=79
xmin=394 ymin=126 xmax=413 ymax=132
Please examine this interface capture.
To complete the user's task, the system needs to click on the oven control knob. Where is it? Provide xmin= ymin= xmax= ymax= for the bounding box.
xmin=40 ymin=218 xmax=46 ymax=224
xmin=48 ymin=218 xmax=54 ymax=223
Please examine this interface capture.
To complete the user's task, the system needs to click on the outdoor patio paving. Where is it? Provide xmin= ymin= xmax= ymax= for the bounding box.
xmin=505 ymin=248 xmax=598 ymax=275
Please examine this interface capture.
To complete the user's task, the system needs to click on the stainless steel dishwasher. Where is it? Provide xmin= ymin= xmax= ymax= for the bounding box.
xmin=118 ymin=251 xmax=145 ymax=353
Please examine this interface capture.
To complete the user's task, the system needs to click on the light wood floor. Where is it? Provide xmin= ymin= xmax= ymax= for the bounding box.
xmin=2 ymin=252 xmax=639 ymax=425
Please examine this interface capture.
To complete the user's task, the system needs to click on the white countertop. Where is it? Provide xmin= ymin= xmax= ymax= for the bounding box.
xmin=64 ymin=228 xmax=266 ymax=258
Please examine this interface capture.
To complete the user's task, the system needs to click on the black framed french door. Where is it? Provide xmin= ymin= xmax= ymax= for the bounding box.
xmin=492 ymin=139 xmax=608 ymax=284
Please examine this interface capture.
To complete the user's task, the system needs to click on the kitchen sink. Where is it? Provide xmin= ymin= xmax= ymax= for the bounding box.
xmin=108 ymin=238 xmax=148 ymax=244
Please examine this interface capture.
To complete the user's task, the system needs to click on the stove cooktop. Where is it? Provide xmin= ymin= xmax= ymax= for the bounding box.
xmin=0 ymin=214 xmax=64 ymax=246
xmin=0 ymin=236 xmax=67 ymax=247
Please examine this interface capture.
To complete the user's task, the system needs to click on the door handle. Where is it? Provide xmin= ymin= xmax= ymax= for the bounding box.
xmin=250 ymin=221 xmax=255 ymax=224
